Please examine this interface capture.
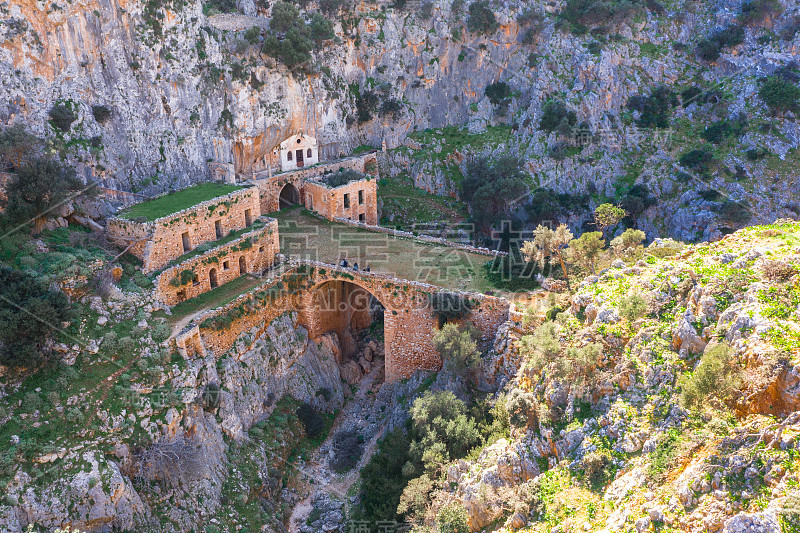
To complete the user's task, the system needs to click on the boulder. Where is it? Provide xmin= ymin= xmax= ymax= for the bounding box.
xmin=339 ymin=360 xmax=362 ymax=385
xmin=722 ymin=510 xmax=780 ymax=533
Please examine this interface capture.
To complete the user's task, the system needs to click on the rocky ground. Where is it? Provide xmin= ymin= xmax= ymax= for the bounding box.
xmin=427 ymin=219 xmax=800 ymax=532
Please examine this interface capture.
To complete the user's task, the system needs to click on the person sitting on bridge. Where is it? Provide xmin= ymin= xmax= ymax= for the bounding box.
xmin=364 ymin=265 xmax=370 ymax=273
xmin=340 ymin=258 xmax=349 ymax=268
xmin=353 ymin=262 xmax=359 ymax=271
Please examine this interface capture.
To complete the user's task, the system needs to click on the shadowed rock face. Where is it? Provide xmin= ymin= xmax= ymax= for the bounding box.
xmin=0 ymin=0 xmax=521 ymax=189
xmin=4 ymin=0 xmax=800 ymax=240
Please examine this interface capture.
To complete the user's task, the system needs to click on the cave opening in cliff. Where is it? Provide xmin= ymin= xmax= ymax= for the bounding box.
xmin=279 ymin=182 xmax=301 ymax=209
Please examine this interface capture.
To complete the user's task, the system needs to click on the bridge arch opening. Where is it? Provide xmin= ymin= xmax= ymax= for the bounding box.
xmin=279 ymin=182 xmax=300 ymax=210
xmin=308 ymin=279 xmax=385 ymax=365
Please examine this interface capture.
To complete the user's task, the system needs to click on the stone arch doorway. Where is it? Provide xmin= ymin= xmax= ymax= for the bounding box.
xmin=279 ymin=182 xmax=300 ymax=210
xmin=209 ymin=268 xmax=218 ymax=289
xmin=304 ymin=279 xmax=386 ymax=364
xmin=239 ymin=256 xmax=247 ymax=275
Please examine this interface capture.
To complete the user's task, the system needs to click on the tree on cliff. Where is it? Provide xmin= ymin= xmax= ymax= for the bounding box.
xmin=568 ymin=231 xmax=605 ymax=274
xmin=0 ymin=124 xmax=41 ymax=170
xmin=433 ymin=323 xmax=480 ymax=373
xmin=521 ymin=224 xmax=574 ymax=288
xmin=593 ymin=203 xmax=626 ymax=239
xmin=0 ymin=267 xmax=72 ymax=368
xmin=1 ymin=157 xmax=87 ymax=233
xmin=262 ymin=2 xmax=335 ymax=69
xmin=461 ymin=155 xmax=529 ymax=232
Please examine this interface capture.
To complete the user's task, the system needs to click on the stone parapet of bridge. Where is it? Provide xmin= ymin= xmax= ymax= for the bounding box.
xmin=184 ymin=259 xmax=510 ymax=382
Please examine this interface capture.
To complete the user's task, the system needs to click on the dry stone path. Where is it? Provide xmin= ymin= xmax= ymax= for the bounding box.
xmin=287 ymin=358 xmax=389 ymax=533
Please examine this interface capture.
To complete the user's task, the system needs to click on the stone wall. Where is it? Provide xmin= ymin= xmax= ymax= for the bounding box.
xmin=307 ymin=178 xmax=379 ymax=225
xmin=188 ymin=259 xmax=510 ymax=382
xmin=107 ymin=186 xmax=262 ymax=273
xmin=250 ymin=152 xmax=378 ymax=214
xmin=153 ymin=219 xmax=279 ymax=305
xmin=105 ymin=218 xmax=150 ymax=260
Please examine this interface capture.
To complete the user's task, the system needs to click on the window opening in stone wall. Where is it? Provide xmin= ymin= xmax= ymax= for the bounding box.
xmin=215 ymin=220 xmax=223 ymax=239
xmin=182 ymin=232 xmax=192 ymax=253
xmin=343 ymin=193 xmax=350 ymax=209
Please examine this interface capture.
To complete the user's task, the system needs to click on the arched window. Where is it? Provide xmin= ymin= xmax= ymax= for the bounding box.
xmin=307 ymin=148 xmax=312 ymax=158
xmin=287 ymin=151 xmax=292 ymax=161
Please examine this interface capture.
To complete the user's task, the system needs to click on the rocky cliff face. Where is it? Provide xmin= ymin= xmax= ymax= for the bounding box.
xmin=3 ymin=0 xmax=799 ymax=238
xmin=0 ymin=310 xmax=346 ymax=532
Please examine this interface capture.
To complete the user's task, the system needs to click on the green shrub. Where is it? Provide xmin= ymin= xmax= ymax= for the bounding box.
xmin=619 ymin=293 xmax=647 ymax=323
xmin=203 ymin=0 xmax=237 ymax=15
xmin=355 ymin=89 xmax=379 ymax=123
xmin=23 ymin=391 xmax=43 ymax=413
xmin=745 ymin=147 xmax=770 ymax=160
xmin=484 ymin=81 xmax=512 ymax=105
xmin=297 ymin=403 xmax=324 ymax=438
xmin=696 ymin=26 xmax=745 ymax=61
xmin=262 ymin=4 xmax=334 ymax=69
xmin=679 ymin=147 xmax=716 ymax=175
xmin=407 ymin=391 xmax=480 ymax=475
xmin=433 ymin=323 xmax=480 ymax=372
xmin=539 ymin=100 xmax=577 ymax=135
xmin=244 ymin=26 xmax=261 ymax=44
xmin=505 ymin=389 xmax=537 ymax=428
xmin=436 ymin=502 xmax=470 ymax=533
xmin=329 ymin=429 xmax=364 ymax=473
xmin=152 ymin=323 xmax=171 ymax=343
xmin=718 ymin=200 xmax=752 ymax=225
xmin=2 ymin=156 xmax=85 ymax=227
xmin=319 ymin=0 xmax=347 ymax=15
xmin=91 ymin=104 xmax=112 ymax=124
xmin=701 ymin=116 xmax=747 ymax=144
xmin=48 ymin=103 xmax=77 ymax=132
xmin=648 ymin=429 xmax=679 ymax=479
xmin=625 ymin=86 xmax=677 ymax=128
xmin=0 ymin=267 xmax=72 ymax=367
xmin=559 ymin=0 xmax=646 ymax=33
xmin=679 ymin=342 xmax=742 ymax=410
xmin=118 ymin=336 xmax=137 ymax=354
xmin=355 ymin=428 xmax=410 ymax=524
xmin=582 ymin=450 xmax=613 ymax=491
xmin=740 ymin=0 xmax=783 ymax=26
xmin=461 ymin=155 xmax=529 ymax=229
xmin=324 ymin=169 xmax=367 ymax=187
xmin=466 ymin=1 xmax=498 ymax=34
xmin=758 ymin=76 xmax=800 ymax=113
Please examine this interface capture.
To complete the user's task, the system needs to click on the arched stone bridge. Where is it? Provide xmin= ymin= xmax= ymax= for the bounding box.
xmin=177 ymin=260 xmax=511 ymax=381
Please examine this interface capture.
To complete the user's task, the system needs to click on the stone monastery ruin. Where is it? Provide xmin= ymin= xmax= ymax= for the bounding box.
xmin=107 ymin=134 xmax=509 ymax=381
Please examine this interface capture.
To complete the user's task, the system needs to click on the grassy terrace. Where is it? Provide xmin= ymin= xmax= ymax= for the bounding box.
xmin=157 ymin=274 xmax=267 ymax=326
xmin=272 ymin=207 xmax=495 ymax=293
xmin=119 ymin=183 xmax=244 ymax=222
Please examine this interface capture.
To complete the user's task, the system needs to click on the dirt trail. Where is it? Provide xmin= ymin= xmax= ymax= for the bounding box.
xmin=287 ymin=360 xmax=389 ymax=533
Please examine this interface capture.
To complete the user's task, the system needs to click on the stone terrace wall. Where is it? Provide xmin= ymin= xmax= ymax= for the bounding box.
xmin=108 ymin=186 xmax=262 ymax=273
xmin=304 ymin=178 xmax=378 ymax=225
xmin=106 ymin=218 xmax=151 ymax=260
xmin=251 ymin=152 xmax=378 ymax=214
xmin=187 ymin=259 xmax=510 ymax=381
xmin=153 ymin=219 xmax=280 ymax=305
